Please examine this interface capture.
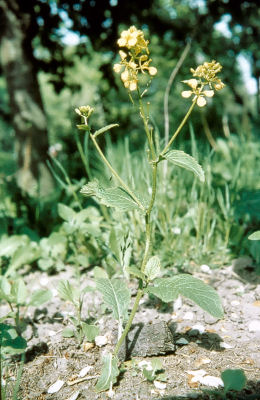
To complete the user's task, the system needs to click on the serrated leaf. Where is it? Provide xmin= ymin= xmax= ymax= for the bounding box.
xmin=164 ymin=150 xmax=205 ymax=182
xmin=147 ymin=274 xmax=223 ymax=319
xmin=221 ymin=369 xmax=246 ymax=393
xmin=57 ymin=203 xmax=76 ymax=222
xmin=144 ymin=256 xmax=161 ymax=281
xmin=80 ymin=179 xmax=142 ymax=212
xmin=95 ymin=353 xmax=119 ymax=392
xmin=28 ymin=289 xmax=52 ymax=307
xmin=248 ymin=231 xmax=260 ymax=240
xmin=93 ymin=124 xmax=119 ymax=138
xmin=96 ymin=278 xmax=130 ymax=322
xmin=126 ymin=266 xmax=145 ymax=280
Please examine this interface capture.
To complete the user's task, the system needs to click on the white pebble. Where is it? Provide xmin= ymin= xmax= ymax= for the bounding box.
xmin=78 ymin=365 xmax=93 ymax=377
xmin=191 ymin=324 xmax=205 ymax=334
xmin=231 ymin=300 xmax=240 ymax=306
xmin=183 ymin=311 xmax=194 ymax=320
xmin=174 ymin=296 xmax=182 ymax=312
xmin=200 ymin=375 xmax=224 ymax=387
xmin=47 ymin=379 xmax=65 ymax=394
xmin=200 ymin=264 xmax=211 ymax=274
xmin=220 ymin=342 xmax=233 ymax=349
xmin=248 ymin=320 xmax=260 ymax=332
xmin=154 ymin=381 xmax=167 ymax=390
xmin=138 ymin=360 xmax=152 ymax=370
xmin=95 ymin=335 xmax=108 ymax=347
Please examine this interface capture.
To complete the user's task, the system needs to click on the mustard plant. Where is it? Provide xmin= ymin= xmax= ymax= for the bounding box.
xmin=75 ymin=26 xmax=225 ymax=393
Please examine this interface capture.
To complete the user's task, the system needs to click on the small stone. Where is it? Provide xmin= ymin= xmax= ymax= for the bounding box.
xmin=47 ymin=379 xmax=65 ymax=394
xmin=154 ymin=381 xmax=166 ymax=390
xmin=174 ymin=296 xmax=182 ymax=312
xmin=95 ymin=335 xmax=108 ymax=347
xmin=191 ymin=324 xmax=205 ymax=334
xmin=83 ymin=342 xmax=94 ymax=352
xmin=231 ymin=300 xmax=240 ymax=306
xmin=78 ymin=366 xmax=93 ymax=377
xmin=176 ymin=338 xmax=189 ymax=345
xmin=200 ymin=265 xmax=211 ymax=274
xmin=248 ymin=320 xmax=260 ymax=332
xmin=220 ymin=342 xmax=233 ymax=349
xmin=66 ymin=391 xmax=80 ymax=400
xmin=183 ymin=312 xmax=194 ymax=320
xmin=200 ymin=375 xmax=224 ymax=387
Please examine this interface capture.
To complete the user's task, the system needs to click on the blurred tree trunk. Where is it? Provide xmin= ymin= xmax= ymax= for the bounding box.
xmin=0 ymin=0 xmax=53 ymax=196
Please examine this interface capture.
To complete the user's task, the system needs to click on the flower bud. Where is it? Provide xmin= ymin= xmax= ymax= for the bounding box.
xmin=148 ymin=66 xmax=157 ymax=76
xmin=181 ymin=90 xmax=192 ymax=98
xmin=113 ymin=63 xmax=122 ymax=73
xmin=196 ymin=96 xmax=207 ymax=107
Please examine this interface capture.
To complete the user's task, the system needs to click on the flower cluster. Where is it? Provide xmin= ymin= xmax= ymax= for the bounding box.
xmin=181 ymin=60 xmax=225 ymax=107
xmin=75 ymin=105 xmax=94 ymax=124
xmin=113 ymin=26 xmax=157 ymax=91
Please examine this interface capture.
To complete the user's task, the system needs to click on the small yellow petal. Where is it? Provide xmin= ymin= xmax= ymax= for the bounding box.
xmin=121 ymin=70 xmax=129 ymax=82
xmin=113 ymin=63 xmax=122 ymax=73
xmin=119 ymin=50 xmax=127 ymax=60
xmin=129 ymin=80 xmax=137 ymax=91
xmin=181 ymin=90 xmax=192 ymax=98
xmin=197 ymin=96 xmax=207 ymax=107
xmin=203 ymin=90 xmax=214 ymax=98
xmin=148 ymin=66 xmax=157 ymax=76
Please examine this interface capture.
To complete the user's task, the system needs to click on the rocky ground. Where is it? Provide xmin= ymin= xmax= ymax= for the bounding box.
xmin=2 ymin=256 xmax=260 ymax=400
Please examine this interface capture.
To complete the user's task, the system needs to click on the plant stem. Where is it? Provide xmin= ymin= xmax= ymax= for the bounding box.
xmin=137 ymin=89 xmax=156 ymax=160
xmin=160 ymin=100 xmax=196 ymax=156
xmin=90 ymin=134 xmax=145 ymax=212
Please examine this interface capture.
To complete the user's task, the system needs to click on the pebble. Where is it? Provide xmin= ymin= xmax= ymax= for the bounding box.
xmin=154 ymin=381 xmax=166 ymax=390
xmin=176 ymin=338 xmax=189 ymax=345
xmin=47 ymin=379 xmax=65 ymax=394
xmin=95 ymin=335 xmax=108 ymax=347
xmin=191 ymin=324 xmax=205 ymax=334
xmin=231 ymin=300 xmax=240 ymax=306
xmin=78 ymin=366 xmax=93 ymax=377
xmin=183 ymin=312 xmax=194 ymax=320
xmin=200 ymin=265 xmax=211 ymax=274
xmin=219 ymin=342 xmax=233 ymax=349
xmin=248 ymin=320 xmax=260 ymax=332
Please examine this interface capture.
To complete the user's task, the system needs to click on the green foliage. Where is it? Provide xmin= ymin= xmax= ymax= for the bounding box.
xmin=163 ymin=150 xmax=205 ymax=183
xmin=57 ymin=279 xmax=98 ymax=343
xmin=147 ymin=274 xmax=224 ymax=319
xmin=95 ymin=278 xmax=131 ymax=324
xmin=221 ymin=369 xmax=247 ymax=394
xmin=95 ymin=353 xmax=119 ymax=393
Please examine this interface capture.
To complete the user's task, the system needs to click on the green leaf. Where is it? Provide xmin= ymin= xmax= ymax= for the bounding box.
xmin=93 ymin=266 xmax=108 ymax=279
xmin=95 ymin=353 xmax=119 ymax=392
xmin=6 ymin=243 xmax=40 ymax=277
xmin=11 ymin=279 xmax=28 ymax=305
xmin=93 ymin=124 xmax=119 ymax=138
xmin=0 ymin=235 xmax=29 ymax=257
xmin=80 ymin=179 xmax=142 ymax=212
xmin=126 ymin=266 xmax=145 ymax=280
xmin=57 ymin=203 xmax=76 ymax=222
xmin=221 ymin=369 xmax=247 ymax=393
xmin=62 ymin=327 xmax=75 ymax=338
xmin=248 ymin=231 xmax=260 ymax=240
xmin=28 ymin=289 xmax=52 ymax=307
xmin=144 ymin=256 xmax=161 ymax=281
xmin=58 ymin=280 xmax=79 ymax=306
xmin=164 ymin=150 xmax=205 ymax=182
xmin=81 ymin=323 xmax=99 ymax=342
xmin=147 ymin=274 xmax=223 ymax=319
xmin=96 ymin=278 xmax=130 ymax=322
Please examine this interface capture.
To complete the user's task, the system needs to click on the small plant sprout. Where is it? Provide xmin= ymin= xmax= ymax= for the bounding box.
xmin=75 ymin=26 xmax=225 ymax=392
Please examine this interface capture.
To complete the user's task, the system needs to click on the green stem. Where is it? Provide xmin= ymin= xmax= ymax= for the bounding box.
xmin=90 ymin=134 xmax=145 ymax=212
xmin=160 ymin=100 xmax=196 ymax=156
xmin=137 ymin=89 xmax=156 ymax=160
xmin=113 ymin=288 xmax=143 ymax=357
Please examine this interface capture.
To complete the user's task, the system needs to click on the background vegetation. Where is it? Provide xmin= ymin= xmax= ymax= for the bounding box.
xmin=0 ymin=0 xmax=259 ymax=275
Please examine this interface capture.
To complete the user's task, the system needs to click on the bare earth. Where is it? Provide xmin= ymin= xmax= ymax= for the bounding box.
xmin=3 ymin=256 xmax=260 ymax=400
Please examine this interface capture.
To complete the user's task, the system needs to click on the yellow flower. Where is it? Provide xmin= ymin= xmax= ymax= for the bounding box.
xmin=182 ymin=60 xmax=224 ymax=107
xmin=148 ymin=66 xmax=157 ymax=76
xmin=114 ymin=26 xmax=157 ymax=91
xmin=113 ymin=63 xmax=122 ymax=73
xmin=196 ymin=96 xmax=207 ymax=107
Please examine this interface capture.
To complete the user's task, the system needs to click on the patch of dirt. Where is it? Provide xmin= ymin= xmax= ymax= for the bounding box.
xmin=2 ymin=257 xmax=260 ymax=399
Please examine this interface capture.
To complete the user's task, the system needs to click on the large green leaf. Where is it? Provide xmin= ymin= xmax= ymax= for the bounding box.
xmin=221 ymin=369 xmax=246 ymax=393
xmin=147 ymin=274 xmax=223 ymax=319
xmin=164 ymin=150 xmax=205 ymax=182
xmin=57 ymin=203 xmax=76 ymax=222
xmin=80 ymin=179 xmax=142 ymax=212
xmin=95 ymin=353 xmax=119 ymax=392
xmin=96 ymin=278 xmax=130 ymax=322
